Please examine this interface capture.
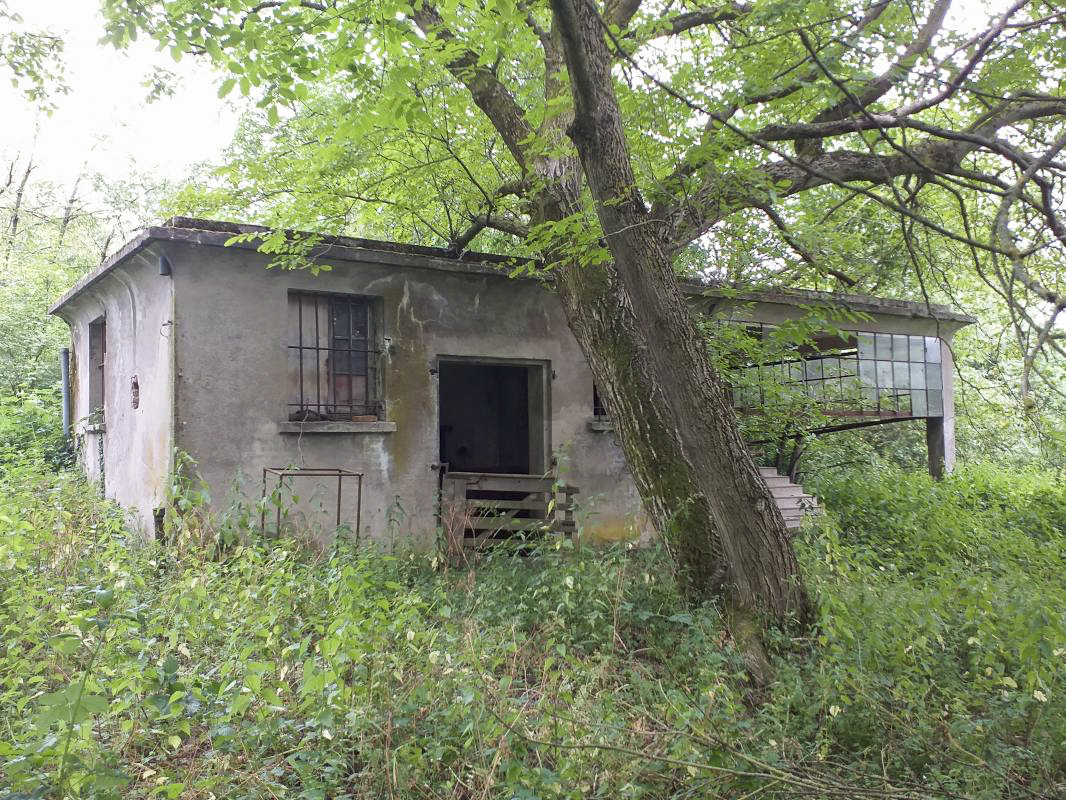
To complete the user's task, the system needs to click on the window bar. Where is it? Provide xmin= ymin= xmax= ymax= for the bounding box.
xmin=314 ymin=293 xmax=322 ymax=415
xmin=349 ymin=298 xmax=355 ymax=417
xmin=297 ymin=294 xmax=305 ymax=414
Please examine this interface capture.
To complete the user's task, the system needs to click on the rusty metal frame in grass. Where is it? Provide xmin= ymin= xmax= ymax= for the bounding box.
xmin=260 ymin=467 xmax=363 ymax=541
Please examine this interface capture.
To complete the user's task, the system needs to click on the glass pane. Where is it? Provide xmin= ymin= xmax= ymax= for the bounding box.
xmin=911 ymin=362 xmax=926 ymax=389
xmin=925 ymin=336 xmax=941 ymax=363
xmin=859 ymin=359 xmax=876 ymax=386
xmin=861 ymin=387 xmax=878 ymax=408
xmin=892 ymin=334 xmax=909 ymax=361
xmin=789 ymin=361 xmax=804 ymax=382
xmin=926 ymin=363 xmax=942 ymax=389
xmin=332 ymin=302 xmax=350 ymax=337
xmin=909 ymin=335 xmax=925 ymax=363
xmin=351 ymin=349 xmax=368 ymax=373
xmin=876 ymin=360 xmax=894 ymax=389
xmin=858 ymin=332 xmax=875 ymax=359
xmin=893 ymin=361 xmax=910 ymax=389
xmin=927 ymin=390 xmax=943 ymax=416
xmin=840 ymin=356 xmax=858 ymax=379
xmin=875 ymin=334 xmax=892 ymax=361
xmin=350 ymin=301 xmax=368 ymax=336
xmin=912 ymin=390 xmax=927 ymax=417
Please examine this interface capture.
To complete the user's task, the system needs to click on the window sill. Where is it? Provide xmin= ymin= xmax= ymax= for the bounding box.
xmin=278 ymin=421 xmax=397 ymax=435
xmin=587 ymin=417 xmax=613 ymax=433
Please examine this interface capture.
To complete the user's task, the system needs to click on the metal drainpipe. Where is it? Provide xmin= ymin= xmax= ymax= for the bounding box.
xmin=60 ymin=347 xmax=71 ymax=442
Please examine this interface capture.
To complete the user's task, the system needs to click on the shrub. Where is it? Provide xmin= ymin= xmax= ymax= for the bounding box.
xmin=0 ymin=458 xmax=1063 ymax=798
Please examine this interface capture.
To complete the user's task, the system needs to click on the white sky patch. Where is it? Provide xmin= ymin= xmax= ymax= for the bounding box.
xmin=0 ymin=0 xmax=238 ymax=190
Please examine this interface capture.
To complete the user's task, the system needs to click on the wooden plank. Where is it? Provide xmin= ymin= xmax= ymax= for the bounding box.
xmin=469 ymin=499 xmax=550 ymax=512
xmin=768 ymin=485 xmax=806 ymax=498
xmin=773 ymin=495 xmax=818 ymax=511
xmin=451 ymin=473 xmax=556 ymax=493
xmin=467 ymin=517 xmax=553 ymax=531
xmin=440 ymin=476 xmax=468 ymax=552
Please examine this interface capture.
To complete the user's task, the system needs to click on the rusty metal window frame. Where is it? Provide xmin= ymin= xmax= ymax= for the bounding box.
xmin=87 ymin=317 xmax=106 ymax=417
xmin=723 ymin=321 xmax=944 ymax=421
xmin=288 ymin=291 xmax=383 ymax=421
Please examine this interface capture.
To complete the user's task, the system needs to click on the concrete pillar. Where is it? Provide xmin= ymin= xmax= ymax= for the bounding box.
xmin=926 ymin=338 xmax=956 ymax=478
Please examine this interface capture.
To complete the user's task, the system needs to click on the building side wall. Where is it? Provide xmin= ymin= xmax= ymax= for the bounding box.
xmin=57 ymin=250 xmax=175 ymax=536
xmin=169 ymin=243 xmax=648 ymax=548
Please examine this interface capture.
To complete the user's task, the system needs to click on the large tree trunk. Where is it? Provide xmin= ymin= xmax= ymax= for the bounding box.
xmin=538 ymin=0 xmax=809 ymax=675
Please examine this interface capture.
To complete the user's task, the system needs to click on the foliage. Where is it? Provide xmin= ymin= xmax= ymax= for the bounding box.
xmin=0 ymin=0 xmax=66 ymax=105
xmin=0 ymin=388 xmax=69 ymax=469
xmin=0 ymin=451 xmax=1063 ymax=798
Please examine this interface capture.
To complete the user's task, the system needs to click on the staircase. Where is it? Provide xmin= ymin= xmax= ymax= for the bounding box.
xmin=759 ymin=467 xmax=821 ymax=530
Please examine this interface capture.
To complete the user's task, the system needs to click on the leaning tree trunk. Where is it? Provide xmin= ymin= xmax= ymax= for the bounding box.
xmin=537 ymin=0 xmax=809 ymax=678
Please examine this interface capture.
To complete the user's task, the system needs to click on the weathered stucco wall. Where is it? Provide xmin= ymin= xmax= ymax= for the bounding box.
xmin=54 ymin=250 xmax=175 ymax=537
xmin=52 ymin=221 xmax=970 ymax=547
xmin=167 ymin=241 xmax=647 ymax=548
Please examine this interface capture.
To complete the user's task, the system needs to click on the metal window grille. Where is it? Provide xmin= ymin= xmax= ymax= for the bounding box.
xmin=722 ymin=322 xmax=944 ymax=421
xmin=288 ymin=291 xmax=382 ymax=420
xmin=592 ymin=383 xmax=608 ymax=418
xmin=88 ymin=318 xmax=106 ymax=414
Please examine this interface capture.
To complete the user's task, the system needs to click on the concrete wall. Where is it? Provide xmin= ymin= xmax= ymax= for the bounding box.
xmin=54 ymin=233 xmax=968 ymax=545
xmin=167 ymin=241 xmax=648 ymax=548
xmin=55 ymin=250 xmax=175 ymax=536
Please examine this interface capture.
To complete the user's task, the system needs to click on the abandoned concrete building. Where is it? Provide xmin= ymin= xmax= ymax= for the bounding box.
xmin=49 ymin=217 xmax=974 ymax=547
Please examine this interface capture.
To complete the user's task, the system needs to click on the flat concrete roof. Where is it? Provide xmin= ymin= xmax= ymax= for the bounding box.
xmin=49 ymin=216 xmax=976 ymax=325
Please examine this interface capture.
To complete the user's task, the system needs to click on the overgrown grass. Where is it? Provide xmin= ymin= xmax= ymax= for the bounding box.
xmin=0 ymin=458 xmax=1063 ymax=798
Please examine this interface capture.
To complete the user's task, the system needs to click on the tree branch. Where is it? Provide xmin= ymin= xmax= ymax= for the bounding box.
xmin=803 ymin=0 xmax=952 ymax=130
xmin=410 ymin=4 xmax=535 ymax=172
xmin=758 ymin=204 xmax=856 ymax=287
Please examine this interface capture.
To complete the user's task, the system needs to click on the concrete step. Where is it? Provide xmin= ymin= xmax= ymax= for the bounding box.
xmin=759 ymin=467 xmax=822 ymax=529
xmin=762 ymin=475 xmax=793 ymax=488
xmin=775 ymin=494 xmax=818 ymax=511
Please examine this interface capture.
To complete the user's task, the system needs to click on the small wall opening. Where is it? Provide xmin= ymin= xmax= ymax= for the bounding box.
xmin=87 ymin=317 xmax=106 ymax=415
xmin=438 ymin=360 xmax=547 ymax=475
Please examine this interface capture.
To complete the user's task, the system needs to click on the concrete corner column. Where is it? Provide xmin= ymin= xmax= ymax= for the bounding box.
xmin=926 ymin=338 xmax=956 ymax=479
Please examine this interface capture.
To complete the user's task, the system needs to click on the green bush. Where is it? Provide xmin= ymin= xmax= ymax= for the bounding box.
xmin=0 ymin=458 xmax=1063 ymax=798
xmin=0 ymin=388 xmax=69 ymax=470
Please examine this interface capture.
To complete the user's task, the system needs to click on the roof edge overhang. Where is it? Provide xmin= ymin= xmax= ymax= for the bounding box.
xmin=48 ymin=217 xmax=527 ymax=316
xmin=49 ymin=216 xmax=976 ymax=328
xmin=690 ymin=286 xmax=976 ymax=327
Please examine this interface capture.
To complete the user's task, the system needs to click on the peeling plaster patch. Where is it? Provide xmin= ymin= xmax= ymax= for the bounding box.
xmin=362 ymin=276 xmax=399 ymax=295
xmin=398 ymin=278 xmax=452 ymax=332
xmin=397 ymin=280 xmax=424 ymax=337
xmin=369 ymin=437 xmax=391 ymax=481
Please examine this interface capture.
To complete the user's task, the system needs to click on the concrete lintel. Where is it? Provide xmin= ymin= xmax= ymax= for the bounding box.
xmin=278 ymin=421 xmax=397 ymax=435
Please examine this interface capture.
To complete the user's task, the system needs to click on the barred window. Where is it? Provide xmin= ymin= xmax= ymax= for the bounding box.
xmin=287 ymin=291 xmax=382 ymax=421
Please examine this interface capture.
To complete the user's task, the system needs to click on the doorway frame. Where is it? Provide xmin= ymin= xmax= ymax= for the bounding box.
xmin=435 ymin=355 xmax=552 ymax=475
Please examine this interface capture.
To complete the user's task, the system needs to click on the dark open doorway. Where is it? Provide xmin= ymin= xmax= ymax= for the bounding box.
xmin=438 ymin=359 xmax=547 ymax=475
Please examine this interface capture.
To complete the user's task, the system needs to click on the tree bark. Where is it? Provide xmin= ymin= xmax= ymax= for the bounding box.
xmin=539 ymin=0 xmax=809 ymax=675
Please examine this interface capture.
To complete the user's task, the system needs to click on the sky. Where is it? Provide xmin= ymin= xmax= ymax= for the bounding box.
xmin=0 ymin=0 xmax=238 ymax=192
